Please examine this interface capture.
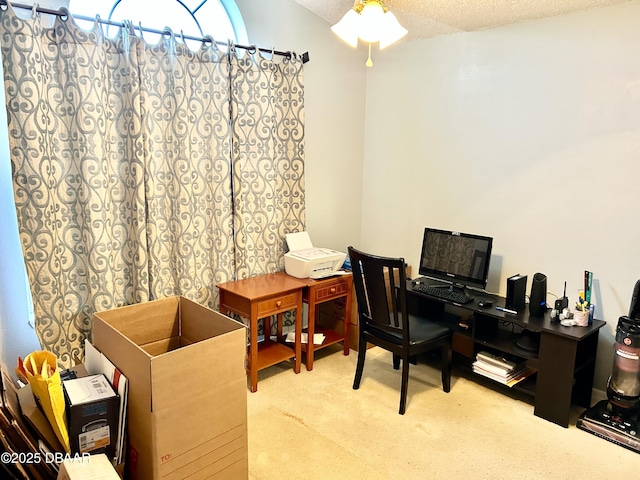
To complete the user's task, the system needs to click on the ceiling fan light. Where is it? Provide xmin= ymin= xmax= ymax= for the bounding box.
xmin=378 ymin=11 xmax=408 ymax=49
xmin=331 ymin=0 xmax=408 ymax=65
xmin=358 ymin=1 xmax=385 ymax=43
xmin=331 ymin=9 xmax=361 ymax=47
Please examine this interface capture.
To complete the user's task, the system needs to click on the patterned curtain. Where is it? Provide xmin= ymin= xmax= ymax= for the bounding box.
xmin=0 ymin=5 xmax=305 ymax=366
xmin=230 ymin=51 xmax=305 ymax=278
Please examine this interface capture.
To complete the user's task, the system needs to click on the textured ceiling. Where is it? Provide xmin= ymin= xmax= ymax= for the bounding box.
xmin=293 ymin=0 xmax=631 ymax=41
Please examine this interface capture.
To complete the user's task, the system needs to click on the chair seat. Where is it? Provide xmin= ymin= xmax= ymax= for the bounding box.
xmin=367 ymin=314 xmax=451 ymax=346
xmin=407 ymin=315 xmax=452 ymax=345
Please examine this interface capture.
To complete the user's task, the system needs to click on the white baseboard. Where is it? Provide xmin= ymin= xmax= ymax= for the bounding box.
xmin=592 ymin=388 xmax=607 ymax=403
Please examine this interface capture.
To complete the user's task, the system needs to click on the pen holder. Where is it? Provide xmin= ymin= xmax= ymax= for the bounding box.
xmin=574 ymin=310 xmax=589 ymax=327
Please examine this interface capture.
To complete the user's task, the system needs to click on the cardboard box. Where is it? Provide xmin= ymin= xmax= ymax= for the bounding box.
xmin=92 ymin=297 xmax=248 ymax=480
xmin=16 ymin=383 xmax=65 ymax=453
xmin=2 ymin=364 xmax=59 ymax=479
xmin=63 ymin=374 xmax=119 ymax=458
xmin=83 ymin=341 xmax=128 ymax=466
xmin=57 ymin=453 xmax=120 ymax=480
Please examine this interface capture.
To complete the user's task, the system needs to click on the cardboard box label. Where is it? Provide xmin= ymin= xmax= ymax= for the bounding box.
xmin=79 ymin=421 xmax=111 ymax=453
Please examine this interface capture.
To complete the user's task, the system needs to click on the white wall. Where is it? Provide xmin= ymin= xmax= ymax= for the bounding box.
xmin=236 ymin=0 xmax=366 ymax=252
xmin=362 ymin=2 xmax=640 ymax=388
xmin=0 ymin=70 xmax=41 ymax=371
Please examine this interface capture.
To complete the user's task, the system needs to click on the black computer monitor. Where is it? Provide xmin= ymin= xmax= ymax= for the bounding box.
xmin=418 ymin=227 xmax=493 ymax=291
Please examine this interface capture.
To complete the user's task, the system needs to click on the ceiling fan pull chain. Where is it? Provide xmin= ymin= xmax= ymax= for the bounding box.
xmin=366 ymin=42 xmax=373 ymax=67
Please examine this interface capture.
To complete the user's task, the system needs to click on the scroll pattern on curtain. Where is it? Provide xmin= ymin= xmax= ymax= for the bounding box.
xmin=230 ymin=50 xmax=305 ymax=279
xmin=0 ymin=4 xmax=305 ymax=366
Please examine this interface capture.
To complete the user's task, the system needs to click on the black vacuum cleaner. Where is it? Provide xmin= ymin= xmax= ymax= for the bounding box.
xmin=577 ymin=279 xmax=640 ymax=453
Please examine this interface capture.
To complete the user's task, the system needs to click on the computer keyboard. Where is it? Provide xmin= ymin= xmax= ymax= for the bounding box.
xmin=412 ymin=282 xmax=474 ymax=304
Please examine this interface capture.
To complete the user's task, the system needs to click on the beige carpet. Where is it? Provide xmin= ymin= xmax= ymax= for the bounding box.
xmin=247 ymin=345 xmax=639 ymax=480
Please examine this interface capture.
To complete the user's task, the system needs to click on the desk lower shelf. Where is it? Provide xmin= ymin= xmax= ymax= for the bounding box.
xmin=300 ymin=326 xmax=345 ymax=354
xmin=461 ymin=359 xmax=538 ymax=397
xmin=253 ymin=338 xmax=296 ymax=371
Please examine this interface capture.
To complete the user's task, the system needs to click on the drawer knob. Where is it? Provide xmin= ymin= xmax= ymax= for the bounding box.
xmin=276 ymin=300 xmax=282 ymax=307
xmin=330 ymin=287 xmax=336 ymax=294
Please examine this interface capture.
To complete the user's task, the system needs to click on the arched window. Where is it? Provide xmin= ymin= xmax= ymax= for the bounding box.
xmin=69 ymin=0 xmax=248 ymax=47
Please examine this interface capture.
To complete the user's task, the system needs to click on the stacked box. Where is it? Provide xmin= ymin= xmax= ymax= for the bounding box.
xmin=63 ymin=374 xmax=119 ymax=459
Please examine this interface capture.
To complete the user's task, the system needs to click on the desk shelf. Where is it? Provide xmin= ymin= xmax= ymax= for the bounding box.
xmin=511 ymin=372 xmax=537 ymax=396
xmin=468 ymin=364 xmax=538 ymax=397
xmin=301 ymin=326 xmax=345 ymax=354
xmin=255 ymin=338 xmax=296 ymax=371
xmin=472 ymin=328 xmax=540 ymax=365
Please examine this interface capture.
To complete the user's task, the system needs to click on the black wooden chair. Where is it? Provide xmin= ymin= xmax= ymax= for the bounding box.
xmin=348 ymin=246 xmax=453 ymax=414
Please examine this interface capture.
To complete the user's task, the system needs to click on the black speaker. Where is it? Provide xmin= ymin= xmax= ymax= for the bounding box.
xmin=506 ymin=274 xmax=527 ymax=312
xmin=529 ymin=272 xmax=547 ymax=317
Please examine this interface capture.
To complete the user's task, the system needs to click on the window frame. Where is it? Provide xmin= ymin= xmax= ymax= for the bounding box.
xmin=68 ymin=0 xmax=248 ymax=45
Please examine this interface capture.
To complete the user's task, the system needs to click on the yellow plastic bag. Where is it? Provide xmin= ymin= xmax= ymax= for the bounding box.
xmin=20 ymin=351 xmax=70 ymax=452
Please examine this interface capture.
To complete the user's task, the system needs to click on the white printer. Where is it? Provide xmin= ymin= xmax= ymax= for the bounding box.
xmin=284 ymin=232 xmax=346 ymax=279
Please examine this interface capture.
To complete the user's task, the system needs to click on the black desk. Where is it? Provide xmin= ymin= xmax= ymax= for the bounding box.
xmin=407 ymin=281 xmax=606 ymax=428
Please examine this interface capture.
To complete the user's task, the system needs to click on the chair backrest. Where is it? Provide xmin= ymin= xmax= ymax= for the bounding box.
xmin=348 ymin=246 xmax=409 ymax=345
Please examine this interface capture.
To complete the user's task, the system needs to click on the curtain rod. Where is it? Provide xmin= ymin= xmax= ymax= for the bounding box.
xmin=1 ymin=1 xmax=310 ymax=64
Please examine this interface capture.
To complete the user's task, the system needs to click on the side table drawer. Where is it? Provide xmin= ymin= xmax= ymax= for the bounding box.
xmin=315 ymin=279 xmax=350 ymax=302
xmin=257 ymin=292 xmax=299 ymax=317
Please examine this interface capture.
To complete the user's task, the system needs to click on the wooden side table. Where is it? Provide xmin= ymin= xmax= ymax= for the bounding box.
xmin=302 ymin=273 xmax=352 ymax=371
xmin=217 ymin=272 xmax=306 ymax=392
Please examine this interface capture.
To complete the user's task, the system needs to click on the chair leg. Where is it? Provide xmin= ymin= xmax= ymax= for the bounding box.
xmin=399 ymin=355 xmax=409 ymax=415
xmin=353 ymin=343 xmax=367 ymax=390
xmin=441 ymin=342 xmax=452 ymax=393
xmin=393 ymin=353 xmax=400 ymax=370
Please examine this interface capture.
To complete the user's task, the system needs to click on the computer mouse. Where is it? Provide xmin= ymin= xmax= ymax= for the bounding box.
xmin=478 ymin=299 xmax=493 ymax=308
